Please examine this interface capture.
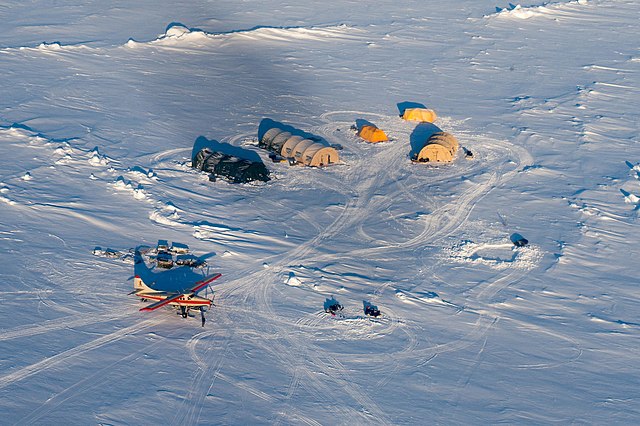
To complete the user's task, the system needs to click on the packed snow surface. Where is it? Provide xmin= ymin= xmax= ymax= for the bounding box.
xmin=1 ymin=0 xmax=639 ymax=424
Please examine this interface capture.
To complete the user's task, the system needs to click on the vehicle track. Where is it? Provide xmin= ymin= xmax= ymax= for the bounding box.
xmin=176 ymin=113 xmax=535 ymax=421
xmin=223 ymin=115 xmax=527 ymax=418
xmin=208 ymin=116 xmax=426 ymax=421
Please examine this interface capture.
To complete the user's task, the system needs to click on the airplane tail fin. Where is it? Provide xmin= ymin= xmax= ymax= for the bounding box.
xmin=134 ymin=275 xmax=153 ymax=291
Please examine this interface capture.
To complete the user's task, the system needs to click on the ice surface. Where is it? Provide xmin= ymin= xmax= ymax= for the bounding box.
xmin=1 ymin=1 xmax=639 ymax=424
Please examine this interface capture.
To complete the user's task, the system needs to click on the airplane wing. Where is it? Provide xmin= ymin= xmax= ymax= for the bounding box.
xmin=188 ymin=273 xmax=222 ymax=294
xmin=140 ymin=292 xmax=183 ymax=312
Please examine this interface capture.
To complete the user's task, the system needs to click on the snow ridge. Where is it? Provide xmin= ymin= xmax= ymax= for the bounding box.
xmin=125 ymin=22 xmax=363 ymax=48
xmin=488 ymin=0 xmax=588 ymax=19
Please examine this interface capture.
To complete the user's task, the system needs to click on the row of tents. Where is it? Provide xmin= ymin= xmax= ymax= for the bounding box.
xmin=191 ymin=106 xmax=463 ymax=183
xmin=258 ymin=127 xmax=339 ymax=167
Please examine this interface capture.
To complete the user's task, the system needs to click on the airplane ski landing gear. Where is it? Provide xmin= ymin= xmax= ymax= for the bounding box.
xmin=175 ymin=306 xmax=197 ymax=319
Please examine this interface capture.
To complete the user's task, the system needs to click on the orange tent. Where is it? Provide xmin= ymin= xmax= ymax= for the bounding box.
xmin=358 ymin=124 xmax=389 ymax=143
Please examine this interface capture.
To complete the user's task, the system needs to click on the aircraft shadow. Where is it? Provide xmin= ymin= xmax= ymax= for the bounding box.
xmin=133 ymin=246 xmax=209 ymax=293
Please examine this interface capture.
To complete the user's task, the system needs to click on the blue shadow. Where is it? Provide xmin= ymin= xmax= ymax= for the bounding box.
xmin=354 ymin=118 xmax=378 ymax=132
xmin=409 ymin=122 xmax=442 ymax=159
xmin=133 ymin=247 xmax=211 ymax=294
xmin=258 ymin=118 xmax=326 ymax=144
xmin=397 ymin=101 xmax=426 ymax=117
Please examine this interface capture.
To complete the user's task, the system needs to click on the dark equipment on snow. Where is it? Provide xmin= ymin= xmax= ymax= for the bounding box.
xmin=363 ymin=301 xmax=381 ymax=317
xmin=193 ymin=148 xmax=270 ymax=184
xmin=156 ymin=251 xmax=174 ymax=269
xmin=510 ymin=233 xmax=529 ymax=247
xmin=175 ymin=254 xmax=206 ymax=268
xmin=324 ymin=297 xmax=344 ymax=316
xmin=268 ymin=152 xmax=286 ymax=163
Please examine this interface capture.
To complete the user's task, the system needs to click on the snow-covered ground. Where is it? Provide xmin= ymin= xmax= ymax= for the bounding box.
xmin=1 ymin=1 xmax=639 ymax=424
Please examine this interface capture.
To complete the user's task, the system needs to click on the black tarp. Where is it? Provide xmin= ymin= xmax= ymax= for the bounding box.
xmin=193 ymin=148 xmax=270 ymax=183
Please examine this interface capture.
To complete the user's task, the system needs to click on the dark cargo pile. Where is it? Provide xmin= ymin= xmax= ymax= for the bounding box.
xmin=193 ymin=148 xmax=270 ymax=183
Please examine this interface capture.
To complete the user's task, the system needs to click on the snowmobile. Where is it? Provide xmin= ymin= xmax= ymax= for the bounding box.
xmin=324 ymin=297 xmax=344 ymax=316
xmin=364 ymin=305 xmax=381 ymax=317
xmin=363 ymin=301 xmax=381 ymax=317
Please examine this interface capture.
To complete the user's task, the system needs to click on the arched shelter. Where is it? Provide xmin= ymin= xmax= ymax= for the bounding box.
xmin=415 ymin=132 xmax=458 ymax=163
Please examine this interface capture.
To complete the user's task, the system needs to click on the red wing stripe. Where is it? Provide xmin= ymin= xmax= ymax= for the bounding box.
xmin=190 ymin=273 xmax=222 ymax=293
xmin=140 ymin=293 xmax=182 ymax=312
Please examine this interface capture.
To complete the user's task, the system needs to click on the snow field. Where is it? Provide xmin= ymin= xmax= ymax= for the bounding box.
xmin=1 ymin=1 xmax=640 ymax=423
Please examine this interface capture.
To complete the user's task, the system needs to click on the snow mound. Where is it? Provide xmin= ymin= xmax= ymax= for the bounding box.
xmin=149 ymin=208 xmax=181 ymax=226
xmin=165 ymin=24 xmax=192 ymax=38
xmin=285 ymin=272 xmax=303 ymax=287
xmin=37 ymin=41 xmax=62 ymax=51
xmin=490 ymin=0 xmax=587 ymax=19
xmin=0 ymin=187 xmax=16 ymax=206
xmin=443 ymin=239 xmax=543 ymax=270
xmin=124 ymin=23 xmax=208 ymax=47
xmin=126 ymin=166 xmax=158 ymax=183
xmin=620 ymin=189 xmax=639 ymax=205
xmin=112 ymin=176 xmax=147 ymax=200
xmin=157 ymin=23 xmax=208 ymax=42
xmin=0 ymin=196 xmax=16 ymax=206
xmin=88 ymin=148 xmax=110 ymax=166
xmin=143 ymin=23 xmax=211 ymax=46
xmin=21 ymin=41 xmax=90 ymax=51
xmin=54 ymin=144 xmax=74 ymax=156
xmin=0 ymin=125 xmax=39 ymax=141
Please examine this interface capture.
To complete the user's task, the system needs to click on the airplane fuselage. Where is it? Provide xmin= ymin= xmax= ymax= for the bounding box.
xmin=132 ymin=272 xmax=220 ymax=316
xmin=136 ymin=292 xmax=211 ymax=308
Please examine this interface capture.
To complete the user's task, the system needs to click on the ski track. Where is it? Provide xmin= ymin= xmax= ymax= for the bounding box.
xmin=1 ymin=108 xmax=544 ymax=420
xmin=0 ymin=306 xmax=140 ymax=342
xmin=18 ymin=323 xmax=174 ymax=425
xmin=0 ymin=318 xmax=162 ymax=391
xmin=177 ymin=288 xmax=322 ymax=425
xmin=177 ymin=329 xmax=233 ymax=426
xmin=1 ymin=2 xmax=639 ymax=422
xmin=189 ymin=155 xmax=390 ymax=422
xmin=176 ymin=111 xmax=538 ymax=422
xmin=309 ymin=117 xmax=536 ymax=368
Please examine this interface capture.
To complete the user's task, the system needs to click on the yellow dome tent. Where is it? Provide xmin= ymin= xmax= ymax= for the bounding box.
xmin=415 ymin=132 xmax=458 ymax=163
xmin=358 ymin=124 xmax=388 ymax=143
xmin=402 ymin=108 xmax=437 ymax=123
